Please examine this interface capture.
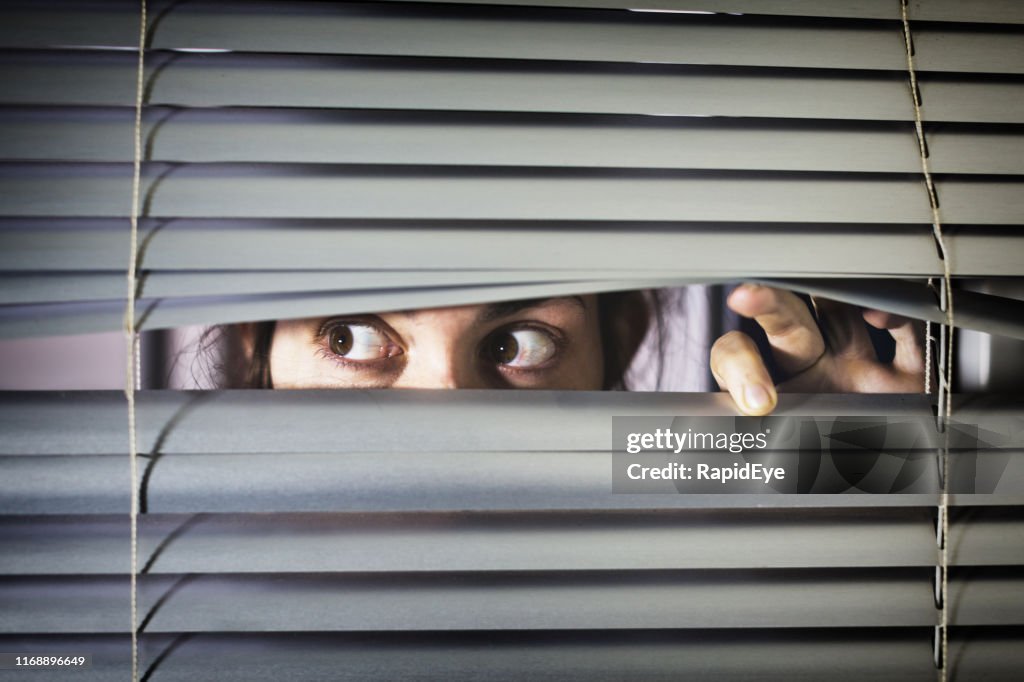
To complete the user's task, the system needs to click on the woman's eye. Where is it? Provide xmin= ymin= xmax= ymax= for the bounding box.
xmin=486 ymin=329 xmax=557 ymax=369
xmin=326 ymin=323 xmax=398 ymax=361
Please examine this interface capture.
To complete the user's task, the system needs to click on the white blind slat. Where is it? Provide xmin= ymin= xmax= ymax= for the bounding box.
xmin=3 ymin=510 xmax=1022 ymax=574
xmin=3 ymin=569 xmax=1020 ymax=634
xmin=3 ymin=52 xmax=1021 ymax=123
xmin=1 ymin=2 xmax=1020 ymax=74
xmin=4 ymin=223 xmax=995 ymax=273
xmin=370 ymin=0 xmax=1024 ymax=24
xmin=3 ymin=391 xmax=969 ymax=456
xmin=5 ymin=449 xmax=1022 ymax=514
xmin=4 ymin=631 xmax=1022 ymax=682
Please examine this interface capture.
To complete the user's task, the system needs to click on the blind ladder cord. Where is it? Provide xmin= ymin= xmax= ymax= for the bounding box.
xmin=900 ymin=2 xmax=955 ymax=679
xmin=125 ymin=1 xmax=147 ymax=680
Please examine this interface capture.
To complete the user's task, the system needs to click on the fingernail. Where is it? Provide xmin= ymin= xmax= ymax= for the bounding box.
xmin=744 ymin=384 xmax=772 ymax=411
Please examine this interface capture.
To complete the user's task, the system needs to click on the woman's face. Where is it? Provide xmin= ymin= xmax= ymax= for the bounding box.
xmin=268 ymin=295 xmax=605 ymax=389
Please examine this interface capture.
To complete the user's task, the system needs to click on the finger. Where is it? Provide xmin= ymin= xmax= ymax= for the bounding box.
xmin=710 ymin=330 xmax=778 ymax=416
xmin=812 ymin=296 xmax=875 ymax=360
xmin=726 ymin=284 xmax=825 ymax=376
xmin=862 ymin=309 xmax=912 ymax=330
xmin=863 ymin=309 xmax=926 ymax=375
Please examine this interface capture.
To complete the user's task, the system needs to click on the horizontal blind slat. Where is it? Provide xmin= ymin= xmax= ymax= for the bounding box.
xmin=0 ymin=112 xmax=929 ymax=172
xmin=4 ymin=630 xmax=1022 ymax=682
xmin=0 ymin=7 xmax=910 ymax=70
xmin=765 ymin=279 xmax=1024 ymax=341
xmin=2 ymin=570 xmax=1018 ymax=633
xmin=6 ymin=169 xmax=1022 ymax=224
xmin=0 ymin=271 xmax=704 ymax=305
xmin=3 ymin=3 xmax=1021 ymax=74
xmin=0 ymin=280 xmax=675 ymax=338
xmin=3 ymin=53 xmax=1019 ymax=123
xmin=3 ymin=110 xmax=1022 ymax=175
xmin=5 ymin=273 xmax=1024 ymax=341
xmin=1 ymin=222 xmax=1014 ymax=273
xmin=370 ymin=0 xmax=1024 ymax=24
xmin=3 ymin=165 xmax=1021 ymax=224
xmin=2 ymin=509 xmax=1020 ymax=574
xmin=3 ymin=450 xmax=1021 ymax=514
xmin=0 ymin=390 xmax=1014 ymax=454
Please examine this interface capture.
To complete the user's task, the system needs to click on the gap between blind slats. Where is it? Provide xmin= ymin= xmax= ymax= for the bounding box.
xmin=3 ymin=509 xmax=1020 ymax=574
xmin=1 ymin=3 xmax=1021 ymax=74
xmin=1 ymin=53 xmax=1021 ymax=123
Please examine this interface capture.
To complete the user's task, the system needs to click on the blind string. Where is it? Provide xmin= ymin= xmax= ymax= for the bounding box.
xmin=900 ymin=2 xmax=954 ymax=679
xmin=898 ymin=1 xmax=955 ymax=415
xmin=924 ymin=318 xmax=932 ymax=394
xmin=124 ymin=1 xmax=147 ymax=680
xmin=924 ymin=277 xmax=934 ymax=395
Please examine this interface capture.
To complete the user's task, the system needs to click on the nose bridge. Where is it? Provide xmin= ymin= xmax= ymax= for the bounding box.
xmin=399 ymin=334 xmax=481 ymax=389
xmin=417 ymin=347 xmax=462 ymax=389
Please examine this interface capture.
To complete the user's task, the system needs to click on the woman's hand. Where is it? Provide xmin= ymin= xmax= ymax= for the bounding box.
xmin=710 ymin=284 xmax=927 ymax=416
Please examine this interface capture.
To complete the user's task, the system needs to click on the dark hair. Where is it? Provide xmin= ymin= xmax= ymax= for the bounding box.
xmin=216 ymin=291 xmax=656 ymax=390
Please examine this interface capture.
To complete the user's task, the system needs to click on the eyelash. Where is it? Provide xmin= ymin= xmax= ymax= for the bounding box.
xmin=312 ymin=319 xmax=567 ymax=375
xmin=314 ymin=318 xmax=402 ymax=371
xmin=486 ymin=324 xmax=566 ymax=375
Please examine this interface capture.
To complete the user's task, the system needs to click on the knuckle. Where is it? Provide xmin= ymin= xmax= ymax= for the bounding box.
xmin=764 ymin=315 xmax=807 ymax=340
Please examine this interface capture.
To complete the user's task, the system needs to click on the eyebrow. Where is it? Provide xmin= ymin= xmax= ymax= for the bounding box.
xmin=475 ymin=296 xmax=587 ymax=324
xmin=393 ymin=292 xmax=589 ymax=323
xmin=397 ymin=295 xmax=586 ymax=323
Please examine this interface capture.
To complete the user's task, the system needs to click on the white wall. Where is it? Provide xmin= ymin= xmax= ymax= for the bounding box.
xmin=0 ymin=331 xmax=126 ymax=390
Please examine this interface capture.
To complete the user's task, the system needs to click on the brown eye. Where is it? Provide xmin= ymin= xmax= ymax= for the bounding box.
xmin=488 ymin=332 xmax=519 ymax=364
xmin=324 ymin=323 xmax=398 ymax=361
xmin=329 ymin=325 xmax=353 ymax=356
xmin=486 ymin=329 xmax=556 ymax=369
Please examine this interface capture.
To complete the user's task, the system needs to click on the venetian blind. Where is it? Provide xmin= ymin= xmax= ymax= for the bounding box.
xmin=0 ymin=1 xmax=1023 ymax=680
xmin=0 ymin=0 xmax=1022 ymax=337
